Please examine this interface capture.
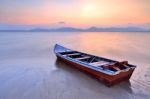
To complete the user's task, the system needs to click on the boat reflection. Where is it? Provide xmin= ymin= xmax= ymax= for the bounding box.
xmin=55 ymin=59 xmax=133 ymax=93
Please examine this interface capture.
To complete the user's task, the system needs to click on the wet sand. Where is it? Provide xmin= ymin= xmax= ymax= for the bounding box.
xmin=0 ymin=32 xmax=150 ymax=99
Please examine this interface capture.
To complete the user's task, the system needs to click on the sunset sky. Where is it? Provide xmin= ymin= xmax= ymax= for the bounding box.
xmin=0 ymin=0 xmax=150 ymax=29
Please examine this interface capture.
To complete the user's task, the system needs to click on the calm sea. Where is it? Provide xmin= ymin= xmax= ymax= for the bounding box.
xmin=0 ymin=32 xmax=150 ymax=99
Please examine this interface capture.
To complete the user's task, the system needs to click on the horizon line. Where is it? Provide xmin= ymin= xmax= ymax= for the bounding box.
xmin=0 ymin=26 xmax=150 ymax=32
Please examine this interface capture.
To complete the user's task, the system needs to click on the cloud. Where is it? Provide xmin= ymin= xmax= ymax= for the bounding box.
xmin=147 ymin=22 xmax=150 ymax=25
xmin=58 ymin=21 xmax=66 ymax=24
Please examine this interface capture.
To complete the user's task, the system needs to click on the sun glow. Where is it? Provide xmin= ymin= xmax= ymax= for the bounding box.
xmin=81 ymin=4 xmax=99 ymax=18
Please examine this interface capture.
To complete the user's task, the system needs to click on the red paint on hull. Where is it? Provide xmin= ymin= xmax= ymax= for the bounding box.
xmin=57 ymin=55 xmax=135 ymax=86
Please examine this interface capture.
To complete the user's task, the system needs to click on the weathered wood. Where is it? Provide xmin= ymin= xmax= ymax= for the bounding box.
xmin=76 ymin=56 xmax=90 ymax=60
xmin=54 ymin=44 xmax=136 ymax=86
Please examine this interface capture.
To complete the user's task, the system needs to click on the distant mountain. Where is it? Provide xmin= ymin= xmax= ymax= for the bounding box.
xmin=85 ymin=26 xmax=150 ymax=32
xmin=0 ymin=26 xmax=150 ymax=32
xmin=30 ymin=27 xmax=83 ymax=32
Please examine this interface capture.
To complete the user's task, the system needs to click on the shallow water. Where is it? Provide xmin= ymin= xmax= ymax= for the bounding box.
xmin=0 ymin=32 xmax=150 ymax=99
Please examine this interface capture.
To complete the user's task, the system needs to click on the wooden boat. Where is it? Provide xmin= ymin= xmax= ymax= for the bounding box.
xmin=54 ymin=44 xmax=136 ymax=86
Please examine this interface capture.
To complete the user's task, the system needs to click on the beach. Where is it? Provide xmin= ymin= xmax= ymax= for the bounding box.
xmin=0 ymin=32 xmax=150 ymax=99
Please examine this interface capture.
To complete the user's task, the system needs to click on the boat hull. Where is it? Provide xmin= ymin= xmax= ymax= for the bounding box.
xmin=56 ymin=55 xmax=135 ymax=86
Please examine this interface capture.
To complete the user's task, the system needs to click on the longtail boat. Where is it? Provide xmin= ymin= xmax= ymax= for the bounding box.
xmin=54 ymin=44 xmax=136 ymax=86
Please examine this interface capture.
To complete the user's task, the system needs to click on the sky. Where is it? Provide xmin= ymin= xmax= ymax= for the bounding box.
xmin=0 ymin=0 xmax=150 ymax=29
